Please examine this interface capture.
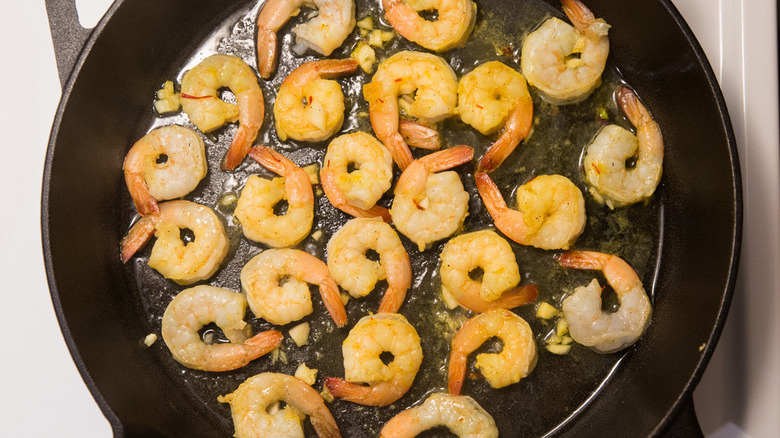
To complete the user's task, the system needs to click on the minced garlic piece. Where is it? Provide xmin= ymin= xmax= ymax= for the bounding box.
xmin=321 ymin=385 xmax=335 ymax=403
xmin=352 ymin=42 xmax=377 ymax=74
xmin=368 ymin=29 xmax=395 ymax=48
xmin=289 ymin=322 xmax=311 ymax=347
xmin=303 ymin=163 xmax=320 ymax=185
xmin=312 ymin=230 xmax=323 ymax=241
xmin=556 ymin=318 xmax=569 ymax=337
xmin=154 ymin=80 xmax=181 ymax=114
xmin=294 ymin=363 xmax=318 ymax=386
xmin=340 ymin=292 xmax=350 ymax=305
xmin=546 ymin=343 xmax=572 ymax=355
xmin=144 ymin=333 xmax=158 ymax=347
xmin=357 ymin=16 xmax=374 ymax=37
xmin=536 ymin=302 xmax=560 ymax=319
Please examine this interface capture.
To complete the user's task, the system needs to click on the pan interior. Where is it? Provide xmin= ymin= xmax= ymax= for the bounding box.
xmin=121 ymin=0 xmax=663 ymax=436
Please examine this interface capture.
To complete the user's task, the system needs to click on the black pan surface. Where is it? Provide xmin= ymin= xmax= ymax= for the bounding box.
xmin=43 ymin=0 xmax=740 ymax=436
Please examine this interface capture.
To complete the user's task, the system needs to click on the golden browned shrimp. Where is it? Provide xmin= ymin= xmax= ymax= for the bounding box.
xmin=219 ymin=372 xmax=341 ymax=438
xmin=120 ymin=200 xmax=229 ymax=284
xmin=325 ymin=313 xmax=422 ymax=406
xmin=274 ymin=59 xmax=359 ymax=142
xmin=180 ymin=54 xmax=264 ymax=170
xmin=380 ymin=392 xmax=498 ymax=438
xmin=234 ymin=146 xmax=314 ymax=247
xmin=161 ymin=286 xmax=283 ymax=372
xmin=448 ymin=309 xmax=536 ymax=395
xmin=382 ymin=0 xmax=477 ymax=52
xmin=122 ymin=125 xmax=206 ymax=216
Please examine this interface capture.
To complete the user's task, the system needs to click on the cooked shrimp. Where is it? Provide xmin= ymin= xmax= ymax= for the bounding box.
xmin=399 ymin=119 xmax=441 ymax=150
xmin=274 ymin=59 xmax=359 ymax=142
xmin=219 ymin=372 xmax=341 ymax=438
xmin=320 ymin=132 xmax=393 ymax=221
xmin=379 ymin=392 xmax=498 ymax=438
xmin=256 ymin=0 xmax=356 ymax=79
xmin=325 ymin=313 xmax=422 ymax=406
xmin=456 ymin=61 xmax=534 ymax=173
xmin=235 ymin=146 xmax=314 ymax=247
xmin=583 ymin=86 xmax=663 ymax=208
xmin=327 ymin=218 xmax=411 ymax=313
xmin=448 ymin=309 xmax=536 ymax=395
xmin=120 ymin=200 xmax=229 ymax=284
xmin=363 ymin=51 xmax=459 ymax=169
xmin=521 ymin=0 xmax=610 ymax=104
xmin=391 ymin=146 xmax=473 ymax=251
xmin=161 ymin=286 xmax=283 ymax=372
xmin=475 ymin=173 xmax=585 ymax=250
xmin=382 ymin=0 xmax=477 ymax=52
xmin=123 ymin=126 xmax=207 ymax=216
xmin=180 ymin=54 xmax=264 ymax=170
xmin=440 ymin=230 xmax=538 ymax=313
xmin=241 ymin=248 xmax=348 ymax=327
xmin=555 ymin=250 xmax=652 ymax=353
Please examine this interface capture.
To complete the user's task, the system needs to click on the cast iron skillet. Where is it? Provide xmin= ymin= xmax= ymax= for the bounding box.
xmin=43 ymin=0 xmax=741 ymax=436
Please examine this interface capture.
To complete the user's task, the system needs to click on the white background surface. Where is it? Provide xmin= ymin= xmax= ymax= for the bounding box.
xmin=0 ymin=0 xmax=776 ymax=436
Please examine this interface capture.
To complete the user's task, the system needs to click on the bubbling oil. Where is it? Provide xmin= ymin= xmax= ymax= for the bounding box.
xmin=124 ymin=0 xmax=661 ymax=436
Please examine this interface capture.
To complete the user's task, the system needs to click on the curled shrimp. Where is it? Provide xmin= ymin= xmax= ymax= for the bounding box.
xmin=475 ymin=172 xmax=586 ymax=250
xmin=234 ymin=146 xmax=314 ymax=247
xmin=274 ymin=59 xmax=359 ymax=142
xmin=382 ymin=0 xmax=477 ymax=52
xmin=120 ymin=200 xmax=229 ymax=284
xmin=379 ymin=392 xmax=498 ymax=438
xmin=320 ymin=132 xmax=393 ymax=221
xmin=180 ymin=54 xmax=264 ymax=170
xmin=123 ymin=125 xmax=207 ymax=216
xmin=363 ymin=51 xmax=458 ymax=169
xmin=555 ymin=250 xmax=652 ymax=353
xmin=440 ymin=230 xmax=538 ymax=313
xmin=521 ymin=0 xmax=610 ymax=104
xmin=583 ymin=86 xmax=663 ymax=208
xmin=241 ymin=248 xmax=348 ymax=327
xmin=219 ymin=372 xmax=341 ymax=438
xmin=327 ymin=218 xmax=412 ymax=313
xmin=391 ymin=146 xmax=473 ymax=251
xmin=161 ymin=286 xmax=283 ymax=372
xmin=456 ymin=61 xmax=534 ymax=173
xmin=325 ymin=313 xmax=422 ymax=406
xmin=448 ymin=309 xmax=537 ymax=395
xmin=256 ymin=0 xmax=356 ymax=79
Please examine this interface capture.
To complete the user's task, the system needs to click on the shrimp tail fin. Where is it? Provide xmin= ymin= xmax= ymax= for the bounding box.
xmin=325 ymin=377 xmax=377 ymax=404
xmin=555 ymin=251 xmax=603 ymax=271
xmin=124 ymin=172 xmax=159 ymax=216
xmin=447 ymin=350 xmax=468 ymax=395
xmin=475 ymin=172 xmax=508 ymax=217
xmin=248 ymin=146 xmax=295 ymax=176
xmin=120 ymin=217 xmax=156 ymax=263
xmin=243 ymin=329 xmax=284 ymax=359
xmin=478 ymin=96 xmax=533 ymax=173
xmin=616 ymin=86 xmax=651 ymax=128
xmin=310 ymin=415 xmax=342 ymax=438
xmin=420 ymin=145 xmax=474 ymax=173
xmin=399 ymin=119 xmax=442 ymax=150
xmin=318 ymin=279 xmax=348 ymax=328
xmin=315 ymin=58 xmax=359 ymax=78
xmin=377 ymin=286 xmax=407 ymax=314
xmin=224 ymin=125 xmax=257 ymax=171
xmin=257 ymin=29 xmax=278 ymax=79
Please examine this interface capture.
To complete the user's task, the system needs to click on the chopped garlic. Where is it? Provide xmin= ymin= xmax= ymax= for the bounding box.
xmin=271 ymin=347 xmax=288 ymax=365
xmin=556 ymin=318 xmax=569 ymax=337
xmin=295 ymin=363 xmax=318 ymax=386
xmin=440 ymin=286 xmax=460 ymax=310
xmin=536 ymin=302 xmax=560 ymax=319
xmin=357 ymin=16 xmax=374 ymax=31
xmin=561 ymin=335 xmax=574 ymax=345
xmin=303 ymin=163 xmax=320 ymax=185
xmin=312 ymin=230 xmax=323 ymax=241
xmin=154 ymin=80 xmax=181 ymax=114
xmin=321 ymin=385 xmax=335 ymax=403
xmin=351 ymin=42 xmax=377 ymax=74
xmin=368 ymin=29 xmax=395 ymax=48
xmin=340 ymin=292 xmax=350 ymax=305
xmin=289 ymin=322 xmax=311 ymax=347
xmin=546 ymin=343 xmax=572 ymax=355
xmin=144 ymin=333 xmax=158 ymax=347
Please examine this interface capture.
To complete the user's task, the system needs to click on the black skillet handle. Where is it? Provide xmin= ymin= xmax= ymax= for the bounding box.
xmin=660 ymin=398 xmax=704 ymax=438
xmin=45 ymin=0 xmax=95 ymax=88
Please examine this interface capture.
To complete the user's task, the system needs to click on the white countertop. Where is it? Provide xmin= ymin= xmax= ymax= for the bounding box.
xmin=1 ymin=0 xmax=776 ymax=436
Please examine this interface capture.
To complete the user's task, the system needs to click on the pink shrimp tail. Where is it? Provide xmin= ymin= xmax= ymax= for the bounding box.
xmin=124 ymin=172 xmax=159 ymax=216
xmin=555 ymin=250 xmax=604 ymax=270
xmin=247 ymin=146 xmax=293 ymax=175
xmin=243 ymin=329 xmax=284 ymax=359
xmin=561 ymin=0 xmax=596 ymax=34
xmin=257 ymin=29 xmax=278 ymax=79
xmin=447 ymin=349 xmax=468 ymax=395
xmin=459 ymin=285 xmax=539 ymax=313
xmin=119 ymin=217 xmax=156 ymax=263
xmin=313 ymin=58 xmax=359 ymax=78
xmin=399 ymin=119 xmax=441 ymax=150
xmin=419 ymin=145 xmax=474 ymax=173
xmin=224 ymin=125 xmax=257 ymax=171
xmin=325 ymin=378 xmax=399 ymax=407
xmin=377 ymin=286 xmax=407 ymax=314
xmin=310 ymin=416 xmax=342 ymax=438
xmin=477 ymin=95 xmax=533 ymax=173
xmin=475 ymin=172 xmax=508 ymax=218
